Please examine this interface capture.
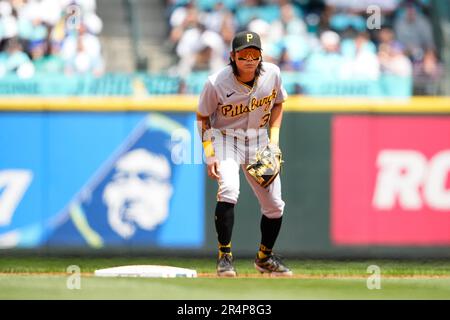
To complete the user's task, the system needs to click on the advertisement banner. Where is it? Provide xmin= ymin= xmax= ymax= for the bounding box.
xmin=331 ymin=116 xmax=450 ymax=245
xmin=0 ymin=112 xmax=204 ymax=249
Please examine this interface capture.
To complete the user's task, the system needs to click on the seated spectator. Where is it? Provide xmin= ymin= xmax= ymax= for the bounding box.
xmin=304 ymin=30 xmax=345 ymax=79
xmin=197 ymin=29 xmax=226 ymax=73
xmin=219 ymin=10 xmax=236 ymax=50
xmin=192 ymin=45 xmax=212 ymax=72
xmin=417 ymin=49 xmax=441 ymax=80
xmin=412 ymin=48 xmax=444 ymax=94
xmin=278 ymin=46 xmax=301 ymax=71
xmin=170 ymin=3 xmax=200 ymax=50
xmin=378 ymin=41 xmax=412 ymax=77
xmin=32 ymin=40 xmax=65 ymax=74
xmin=341 ymin=30 xmax=377 ymax=57
xmin=62 ymin=23 xmax=104 ymax=76
xmin=176 ymin=25 xmax=226 ymax=77
xmin=201 ymin=1 xmax=230 ymax=34
xmin=394 ymin=2 xmax=435 ymax=62
xmin=270 ymin=2 xmax=307 ymax=39
xmin=174 ymin=18 xmax=204 ymax=77
xmin=169 ymin=0 xmax=196 ymax=31
xmin=0 ymin=1 xmax=19 ymax=40
xmin=0 ymin=0 xmax=103 ymax=77
xmin=247 ymin=17 xmax=271 ymax=48
xmin=29 ymin=39 xmax=47 ymax=61
xmin=376 ymin=27 xmax=396 ymax=49
xmin=280 ymin=33 xmax=313 ymax=70
xmin=268 ymin=1 xmax=312 ymax=68
xmin=341 ymin=32 xmax=380 ymax=80
xmin=0 ymin=37 xmax=34 ymax=78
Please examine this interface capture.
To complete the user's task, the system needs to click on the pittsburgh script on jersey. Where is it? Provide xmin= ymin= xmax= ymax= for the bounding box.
xmin=221 ymin=89 xmax=277 ymax=117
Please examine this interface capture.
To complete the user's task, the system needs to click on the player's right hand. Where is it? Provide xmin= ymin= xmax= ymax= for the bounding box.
xmin=206 ymin=157 xmax=220 ymax=180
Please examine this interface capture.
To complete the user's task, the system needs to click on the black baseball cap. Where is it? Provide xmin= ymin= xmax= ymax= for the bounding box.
xmin=232 ymin=31 xmax=262 ymax=51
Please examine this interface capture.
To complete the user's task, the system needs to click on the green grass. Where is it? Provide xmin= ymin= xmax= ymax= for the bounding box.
xmin=1 ymin=257 xmax=450 ymax=299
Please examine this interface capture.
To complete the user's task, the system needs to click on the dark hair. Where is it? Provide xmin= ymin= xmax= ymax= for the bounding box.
xmin=228 ymin=49 xmax=265 ymax=78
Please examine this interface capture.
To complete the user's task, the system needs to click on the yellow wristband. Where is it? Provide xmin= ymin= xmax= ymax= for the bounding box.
xmin=202 ymin=140 xmax=215 ymax=158
xmin=269 ymin=127 xmax=280 ymax=145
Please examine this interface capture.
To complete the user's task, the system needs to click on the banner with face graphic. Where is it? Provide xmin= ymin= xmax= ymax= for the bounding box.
xmin=0 ymin=112 xmax=204 ymax=249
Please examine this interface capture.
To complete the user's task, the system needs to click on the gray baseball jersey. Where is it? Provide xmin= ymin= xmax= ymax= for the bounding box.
xmin=198 ymin=62 xmax=287 ymax=130
xmin=198 ymin=62 xmax=286 ymax=217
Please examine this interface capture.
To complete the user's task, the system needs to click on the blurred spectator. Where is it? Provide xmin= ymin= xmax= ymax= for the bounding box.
xmin=29 ymin=39 xmax=46 ymax=61
xmin=32 ymin=40 xmax=65 ymax=74
xmin=412 ymin=48 xmax=444 ymax=94
xmin=277 ymin=47 xmax=299 ymax=71
xmin=0 ymin=0 xmax=103 ymax=77
xmin=266 ymin=2 xmax=314 ymax=69
xmin=170 ymin=3 xmax=199 ymax=49
xmin=341 ymin=32 xmax=380 ymax=80
xmin=393 ymin=2 xmax=435 ymax=62
xmin=247 ymin=18 xmax=271 ymax=51
xmin=378 ymin=41 xmax=412 ymax=77
xmin=418 ymin=49 xmax=441 ymax=79
xmin=62 ymin=23 xmax=104 ymax=76
xmin=196 ymin=29 xmax=226 ymax=72
xmin=169 ymin=0 xmax=195 ymax=31
xmin=392 ymin=1 xmax=440 ymax=94
xmin=160 ymin=0 xmax=444 ymax=96
xmin=270 ymin=2 xmax=307 ymax=39
xmin=0 ymin=37 xmax=34 ymax=78
xmin=201 ymin=1 xmax=229 ymax=34
xmin=341 ymin=28 xmax=376 ymax=56
xmin=305 ymin=30 xmax=345 ymax=79
xmin=376 ymin=27 xmax=396 ymax=49
xmin=219 ymin=10 xmax=236 ymax=49
xmin=172 ymin=6 xmax=204 ymax=77
xmin=176 ymin=25 xmax=226 ymax=77
xmin=0 ymin=1 xmax=19 ymax=40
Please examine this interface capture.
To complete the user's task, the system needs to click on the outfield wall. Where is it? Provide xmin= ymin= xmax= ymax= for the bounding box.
xmin=1 ymin=96 xmax=450 ymax=257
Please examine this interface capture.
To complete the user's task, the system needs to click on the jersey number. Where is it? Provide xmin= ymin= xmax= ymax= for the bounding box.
xmin=259 ymin=113 xmax=271 ymax=128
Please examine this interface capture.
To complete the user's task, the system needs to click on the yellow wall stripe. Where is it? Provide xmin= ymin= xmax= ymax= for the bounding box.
xmin=0 ymin=96 xmax=449 ymax=113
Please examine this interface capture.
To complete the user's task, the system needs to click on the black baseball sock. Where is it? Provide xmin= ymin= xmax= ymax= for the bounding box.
xmin=258 ymin=215 xmax=283 ymax=259
xmin=215 ymin=201 xmax=235 ymax=257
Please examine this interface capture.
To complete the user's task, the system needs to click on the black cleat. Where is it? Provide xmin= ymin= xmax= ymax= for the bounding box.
xmin=217 ymin=253 xmax=237 ymax=277
xmin=254 ymin=253 xmax=293 ymax=277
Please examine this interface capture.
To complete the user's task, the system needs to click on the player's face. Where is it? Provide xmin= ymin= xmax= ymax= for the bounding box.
xmin=234 ymin=48 xmax=261 ymax=73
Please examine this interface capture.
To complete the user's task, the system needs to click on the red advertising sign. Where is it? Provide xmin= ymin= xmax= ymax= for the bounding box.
xmin=331 ymin=116 xmax=450 ymax=245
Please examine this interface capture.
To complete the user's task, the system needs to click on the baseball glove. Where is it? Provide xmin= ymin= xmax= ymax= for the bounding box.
xmin=246 ymin=144 xmax=283 ymax=188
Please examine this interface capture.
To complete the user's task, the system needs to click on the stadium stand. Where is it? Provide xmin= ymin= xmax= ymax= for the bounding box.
xmin=0 ymin=0 xmax=447 ymax=96
xmin=161 ymin=0 xmax=445 ymax=96
xmin=0 ymin=0 xmax=104 ymax=78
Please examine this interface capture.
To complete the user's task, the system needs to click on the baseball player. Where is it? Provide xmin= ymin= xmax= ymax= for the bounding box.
xmin=197 ymin=31 xmax=292 ymax=277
